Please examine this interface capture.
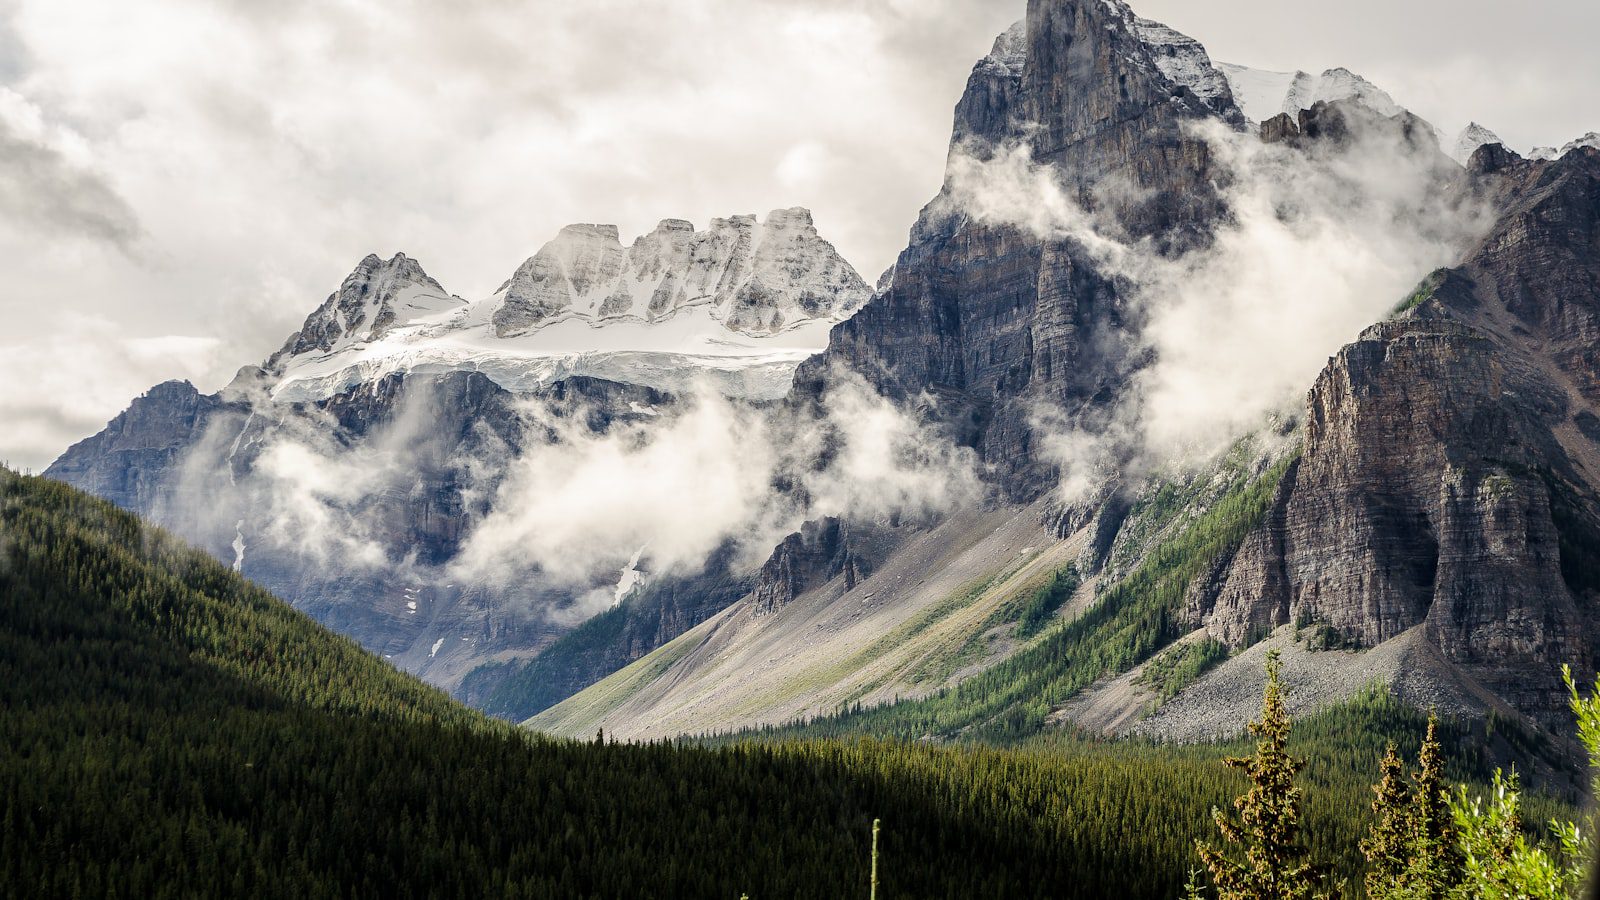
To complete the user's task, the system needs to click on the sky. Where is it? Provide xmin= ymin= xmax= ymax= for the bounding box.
xmin=0 ymin=0 xmax=1596 ymax=471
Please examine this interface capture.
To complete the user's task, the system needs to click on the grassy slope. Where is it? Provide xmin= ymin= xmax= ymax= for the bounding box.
xmin=778 ymin=451 xmax=1300 ymax=743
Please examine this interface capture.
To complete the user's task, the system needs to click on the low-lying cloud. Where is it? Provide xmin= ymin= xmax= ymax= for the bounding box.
xmin=163 ymin=370 xmax=980 ymax=626
xmin=943 ymin=108 xmax=1492 ymax=498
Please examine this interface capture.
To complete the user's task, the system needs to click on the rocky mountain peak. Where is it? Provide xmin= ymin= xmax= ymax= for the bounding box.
xmin=280 ymin=253 xmax=458 ymax=363
xmin=490 ymin=207 xmax=868 ymax=337
xmin=974 ymin=19 xmax=1027 ymax=78
xmin=1021 ymin=0 xmax=1242 ymax=168
xmin=1531 ymin=131 xmax=1600 ymax=161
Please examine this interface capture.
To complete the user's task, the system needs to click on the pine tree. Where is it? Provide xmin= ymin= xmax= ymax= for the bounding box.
xmin=1361 ymin=742 xmax=1410 ymax=898
xmin=1195 ymin=650 xmax=1326 ymax=900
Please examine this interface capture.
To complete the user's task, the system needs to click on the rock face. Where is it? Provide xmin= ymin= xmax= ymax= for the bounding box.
xmin=490 ymin=208 xmax=868 ymax=337
xmin=469 ymin=545 xmax=758 ymax=719
xmin=800 ymin=0 xmax=1242 ymax=501
xmin=750 ymin=517 xmax=881 ymax=618
xmin=46 ymin=381 xmax=222 ymax=514
xmin=1194 ymin=148 xmax=1600 ymax=721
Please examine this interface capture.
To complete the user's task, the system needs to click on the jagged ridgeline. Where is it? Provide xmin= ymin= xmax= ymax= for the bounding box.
xmin=0 ymin=469 xmax=1571 ymax=897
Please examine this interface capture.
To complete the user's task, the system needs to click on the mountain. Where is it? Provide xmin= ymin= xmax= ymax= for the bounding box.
xmin=45 ymin=0 xmax=1600 ymax=746
xmin=267 ymin=208 xmax=867 ymax=402
xmin=46 ymin=208 xmax=869 ymax=708
xmin=534 ymin=0 xmax=1600 ymax=741
xmin=8 ymin=466 xmax=1489 ymax=898
xmin=1218 ymin=63 xmax=1404 ymax=125
xmin=1532 ymin=131 xmax=1600 ymax=161
xmin=1452 ymin=122 xmax=1505 ymax=164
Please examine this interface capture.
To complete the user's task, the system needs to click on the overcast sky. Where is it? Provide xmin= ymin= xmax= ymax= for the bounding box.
xmin=1 ymin=0 xmax=1595 ymax=471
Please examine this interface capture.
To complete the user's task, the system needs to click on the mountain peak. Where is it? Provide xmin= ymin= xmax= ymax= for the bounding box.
xmin=491 ymin=208 xmax=867 ymax=337
xmin=1531 ymin=131 xmax=1600 ymax=161
xmin=1219 ymin=63 xmax=1403 ymax=126
xmin=974 ymin=18 xmax=1026 ymax=77
xmin=1452 ymin=122 xmax=1504 ymax=164
xmin=276 ymin=253 xmax=457 ymax=364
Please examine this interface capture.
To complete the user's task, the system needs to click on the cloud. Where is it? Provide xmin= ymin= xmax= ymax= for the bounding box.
xmin=453 ymin=386 xmax=780 ymax=588
xmin=0 ymin=90 xmax=139 ymax=248
xmin=150 ymin=367 xmax=977 ymax=627
xmin=453 ymin=371 xmax=982 ymax=623
xmin=944 ymin=106 xmax=1491 ymax=498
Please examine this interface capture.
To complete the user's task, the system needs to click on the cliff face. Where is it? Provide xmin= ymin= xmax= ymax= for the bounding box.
xmin=799 ymin=0 xmax=1242 ymax=500
xmin=1194 ymin=148 xmax=1600 ymax=721
xmin=749 ymin=517 xmax=901 ymax=618
xmin=46 ymin=381 xmax=223 ymax=514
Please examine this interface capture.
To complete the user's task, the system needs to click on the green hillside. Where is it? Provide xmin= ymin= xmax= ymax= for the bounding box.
xmin=0 ymin=469 xmax=1574 ymax=898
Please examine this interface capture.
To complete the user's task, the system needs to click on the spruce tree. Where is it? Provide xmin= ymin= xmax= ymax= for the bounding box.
xmin=1406 ymin=716 xmax=1459 ymax=898
xmin=1361 ymin=742 xmax=1411 ymax=899
xmin=1195 ymin=650 xmax=1326 ymax=900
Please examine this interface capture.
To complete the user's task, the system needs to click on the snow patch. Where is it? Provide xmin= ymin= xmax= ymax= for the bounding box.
xmin=1531 ymin=132 xmax=1600 ymax=161
xmin=613 ymin=545 xmax=648 ymax=607
xmin=1218 ymin=63 xmax=1401 ymax=124
xmin=429 ymin=638 xmax=445 ymax=658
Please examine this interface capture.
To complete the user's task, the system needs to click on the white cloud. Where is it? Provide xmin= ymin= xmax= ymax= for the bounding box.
xmin=454 ymin=386 xmax=779 ymax=587
xmin=453 ymin=371 xmax=981 ymax=617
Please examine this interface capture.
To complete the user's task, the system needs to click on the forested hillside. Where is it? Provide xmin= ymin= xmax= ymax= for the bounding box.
xmin=0 ymin=469 xmax=1573 ymax=898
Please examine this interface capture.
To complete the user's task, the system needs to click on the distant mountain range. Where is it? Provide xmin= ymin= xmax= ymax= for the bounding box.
xmin=49 ymin=0 xmax=1600 ymax=747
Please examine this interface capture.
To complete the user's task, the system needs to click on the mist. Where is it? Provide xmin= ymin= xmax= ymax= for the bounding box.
xmin=943 ymin=105 xmax=1492 ymax=498
xmin=161 ymin=369 xmax=980 ymax=627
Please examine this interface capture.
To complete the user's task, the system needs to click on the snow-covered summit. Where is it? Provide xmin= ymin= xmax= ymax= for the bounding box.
xmin=975 ymin=8 xmax=1240 ymax=121
xmin=1452 ymin=123 xmax=1504 ymax=164
xmin=490 ymin=207 xmax=868 ymax=338
xmin=280 ymin=253 xmax=464 ymax=360
xmin=1531 ymin=132 xmax=1600 ymax=161
xmin=1218 ymin=63 xmax=1402 ymax=126
xmin=265 ymin=209 xmax=870 ymax=404
xmin=1124 ymin=15 xmax=1239 ymax=119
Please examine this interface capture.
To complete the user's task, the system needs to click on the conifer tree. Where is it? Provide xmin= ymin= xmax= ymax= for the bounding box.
xmin=1195 ymin=650 xmax=1326 ymax=900
xmin=1407 ymin=716 xmax=1459 ymax=898
xmin=1361 ymin=742 xmax=1411 ymax=898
